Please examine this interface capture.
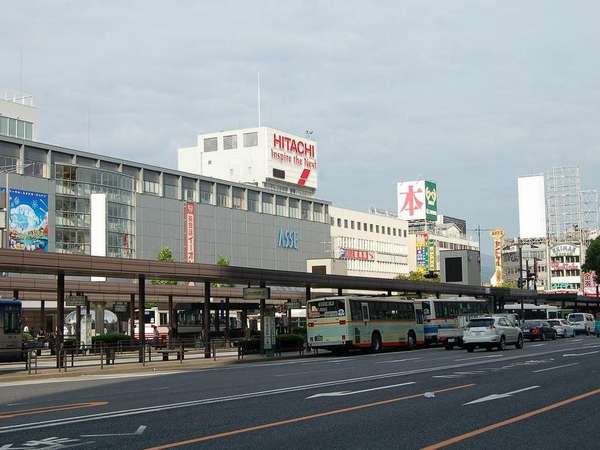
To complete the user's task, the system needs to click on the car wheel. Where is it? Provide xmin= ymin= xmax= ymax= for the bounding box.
xmin=371 ymin=332 xmax=382 ymax=353
xmin=515 ymin=334 xmax=524 ymax=349
xmin=407 ymin=331 xmax=417 ymax=350
xmin=497 ymin=336 xmax=506 ymax=351
xmin=445 ymin=344 xmax=453 ymax=350
xmin=466 ymin=345 xmax=474 ymax=353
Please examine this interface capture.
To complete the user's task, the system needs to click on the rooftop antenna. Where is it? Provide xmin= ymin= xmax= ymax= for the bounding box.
xmin=257 ymin=72 xmax=261 ymax=127
xmin=19 ymin=48 xmax=23 ymax=96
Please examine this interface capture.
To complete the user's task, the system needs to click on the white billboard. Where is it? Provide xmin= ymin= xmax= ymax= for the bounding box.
xmin=268 ymin=128 xmax=318 ymax=190
xmin=518 ymin=175 xmax=547 ymax=239
xmin=397 ymin=181 xmax=426 ymax=221
xmin=90 ymin=193 xmax=106 ymax=282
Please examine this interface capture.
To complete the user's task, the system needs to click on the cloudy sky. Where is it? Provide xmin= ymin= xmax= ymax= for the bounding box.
xmin=2 ymin=1 xmax=599 ymax=255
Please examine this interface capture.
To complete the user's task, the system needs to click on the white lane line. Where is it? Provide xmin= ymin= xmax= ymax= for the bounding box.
xmin=306 ymin=381 xmax=415 ymax=399
xmin=572 ymin=339 xmax=583 ymax=342
xmin=532 ymin=363 xmax=579 ymax=373
xmin=563 ymin=350 xmax=600 ymax=357
xmin=433 ymin=375 xmax=461 ymax=379
xmin=0 ymin=371 xmax=182 ymax=388
xmin=530 ymin=344 xmax=546 ymax=347
xmin=377 ymin=358 xmax=422 ymax=364
xmin=81 ymin=425 xmax=147 ymax=437
xmin=454 ymin=354 xmax=504 ymax=362
xmin=464 ymin=386 xmax=540 ymax=405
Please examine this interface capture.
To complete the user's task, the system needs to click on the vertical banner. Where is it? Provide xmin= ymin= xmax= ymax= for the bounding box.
xmin=490 ymin=228 xmax=505 ymax=286
xmin=425 ymin=181 xmax=438 ymax=222
xmin=8 ymin=189 xmax=49 ymax=252
xmin=416 ymin=232 xmax=429 ymax=271
xmin=427 ymin=239 xmax=437 ymax=272
xmin=583 ymin=272 xmax=599 ymax=297
xmin=184 ymin=202 xmax=195 ymax=263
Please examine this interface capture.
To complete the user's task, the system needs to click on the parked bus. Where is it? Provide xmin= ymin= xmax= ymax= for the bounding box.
xmin=502 ymin=303 xmax=569 ymax=321
xmin=306 ymin=296 xmax=424 ymax=353
xmin=0 ymin=299 xmax=23 ymax=362
xmin=420 ymin=297 xmax=490 ymax=345
xmin=131 ymin=307 xmax=169 ymax=343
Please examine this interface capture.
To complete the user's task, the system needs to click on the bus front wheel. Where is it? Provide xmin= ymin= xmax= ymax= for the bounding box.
xmin=407 ymin=331 xmax=417 ymax=349
xmin=371 ymin=332 xmax=382 ymax=353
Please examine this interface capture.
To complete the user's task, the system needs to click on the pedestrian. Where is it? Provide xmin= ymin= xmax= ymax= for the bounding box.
xmin=595 ymin=315 xmax=600 ymax=338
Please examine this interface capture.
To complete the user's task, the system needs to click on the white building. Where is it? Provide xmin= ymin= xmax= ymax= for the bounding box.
xmin=178 ymin=127 xmax=318 ymax=197
xmin=307 ymin=206 xmax=410 ymax=279
xmin=549 ymin=243 xmax=582 ymax=292
xmin=0 ymin=92 xmax=37 ymax=142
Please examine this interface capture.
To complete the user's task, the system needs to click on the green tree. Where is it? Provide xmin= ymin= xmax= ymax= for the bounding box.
xmin=582 ymin=237 xmax=600 ymax=282
xmin=213 ymin=255 xmax=231 ymax=287
xmin=396 ymin=271 xmax=439 ymax=282
xmin=496 ymin=281 xmax=518 ymax=289
xmin=152 ymin=247 xmax=177 ymax=285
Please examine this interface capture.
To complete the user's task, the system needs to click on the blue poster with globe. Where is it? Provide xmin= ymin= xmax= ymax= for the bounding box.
xmin=8 ymin=189 xmax=49 ymax=252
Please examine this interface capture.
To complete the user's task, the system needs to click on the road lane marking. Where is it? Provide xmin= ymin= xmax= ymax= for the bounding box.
xmin=454 ymin=355 xmax=504 ymax=362
xmin=421 ymin=387 xmax=600 ymax=449
xmin=81 ymin=425 xmax=147 ymax=437
xmin=377 ymin=358 xmax=422 ymax=364
xmin=532 ymin=363 xmax=579 ymax=373
xmin=563 ymin=350 xmax=600 ymax=357
xmin=433 ymin=375 xmax=461 ymax=379
xmin=0 ymin=402 xmax=108 ymax=420
xmin=530 ymin=344 xmax=546 ymax=347
xmin=144 ymin=384 xmax=475 ymax=449
xmin=463 ymin=386 xmax=540 ymax=405
xmin=0 ymin=372 xmax=181 ymax=388
xmin=307 ymin=381 xmax=415 ymax=399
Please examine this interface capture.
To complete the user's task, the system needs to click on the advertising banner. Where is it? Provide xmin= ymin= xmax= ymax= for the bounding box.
xmin=427 ymin=239 xmax=437 ymax=272
xmin=583 ymin=272 xmax=599 ymax=297
xmin=8 ymin=189 xmax=49 ymax=252
xmin=490 ymin=228 xmax=505 ymax=286
xmin=269 ymin=129 xmax=318 ymax=190
xmin=425 ymin=181 xmax=438 ymax=222
xmin=518 ymin=175 xmax=547 ymax=239
xmin=184 ymin=202 xmax=195 ymax=263
xmin=338 ymin=248 xmax=375 ymax=261
xmin=416 ymin=232 xmax=429 ymax=270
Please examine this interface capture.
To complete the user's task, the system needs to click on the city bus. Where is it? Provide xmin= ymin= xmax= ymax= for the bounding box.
xmin=502 ymin=303 xmax=569 ymax=321
xmin=420 ymin=297 xmax=490 ymax=345
xmin=0 ymin=299 xmax=23 ymax=362
xmin=306 ymin=296 xmax=424 ymax=353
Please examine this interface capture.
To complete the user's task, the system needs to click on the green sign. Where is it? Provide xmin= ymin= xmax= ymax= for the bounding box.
xmin=425 ymin=181 xmax=438 ymax=222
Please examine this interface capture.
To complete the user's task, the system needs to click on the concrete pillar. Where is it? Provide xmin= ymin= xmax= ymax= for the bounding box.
xmin=168 ymin=295 xmax=175 ymax=342
xmin=40 ymin=300 xmax=46 ymax=333
xmin=138 ymin=275 xmax=146 ymax=363
xmin=129 ymin=293 xmax=135 ymax=337
xmin=224 ymin=298 xmax=230 ymax=340
xmin=95 ymin=303 xmax=105 ymax=336
xmin=259 ymin=281 xmax=266 ymax=354
xmin=56 ymin=272 xmax=65 ymax=368
xmin=204 ymin=282 xmax=211 ymax=358
xmin=75 ymin=305 xmax=82 ymax=347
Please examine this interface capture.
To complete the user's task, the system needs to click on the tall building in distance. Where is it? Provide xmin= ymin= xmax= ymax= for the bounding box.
xmin=0 ymin=91 xmax=38 ymax=142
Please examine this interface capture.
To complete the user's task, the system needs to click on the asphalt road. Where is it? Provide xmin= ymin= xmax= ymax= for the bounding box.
xmin=1 ymin=335 xmax=599 ymax=449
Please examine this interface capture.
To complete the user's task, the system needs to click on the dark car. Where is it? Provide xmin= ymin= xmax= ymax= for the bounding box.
xmin=521 ymin=320 xmax=557 ymax=341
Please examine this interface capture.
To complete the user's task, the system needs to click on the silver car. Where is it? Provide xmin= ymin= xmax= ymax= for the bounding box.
xmin=548 ymin=319 xmax=575 ymax=338
xmin=463 ymin=316 xmax=524 ymax=352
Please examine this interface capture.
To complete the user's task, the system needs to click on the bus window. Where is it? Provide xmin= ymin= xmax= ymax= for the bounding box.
xmin=361 ymin=303 xmax=370 ymax=321
xmin=308 ymin=300 xmax=346 ymax=319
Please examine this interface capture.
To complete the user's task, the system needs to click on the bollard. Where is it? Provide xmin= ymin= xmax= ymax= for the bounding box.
xmin=180 ymin=344 xmax=184 ymax=364
xmin=27 ymin=351 xmax=31 ymax=375
xmin=148 ymin=343 xmax=152 ymax=363
xmin=34 ymin=351 xmax=38 ymax=374
xmin=212 ymin=341 xmax=216 ymax=361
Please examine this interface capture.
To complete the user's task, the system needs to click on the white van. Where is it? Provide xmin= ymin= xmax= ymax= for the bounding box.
xmin=567 ymin=313 xmax=595 ymax=335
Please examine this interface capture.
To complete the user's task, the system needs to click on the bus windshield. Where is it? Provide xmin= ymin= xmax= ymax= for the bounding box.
xmin=308 ymin=300 xmax=346 ymax=319
xmin=2 ymin=305 xmax=21 ymax=334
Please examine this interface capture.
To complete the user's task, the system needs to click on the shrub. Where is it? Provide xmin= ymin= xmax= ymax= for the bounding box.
xmin=91 ymin=333 xmax=132 ymax=346
xmin=276 ymin=334 xmax=305 ymax=350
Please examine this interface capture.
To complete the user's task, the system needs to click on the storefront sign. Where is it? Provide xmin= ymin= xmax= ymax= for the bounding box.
xmin=416 ymin=232 xmax=429 ymax=270
xmin=270 ymin=131 xmax=318 ymax=188
xmin=491 ymin=228 xmax=505 ymax=286
xmin=339 ymin=248 xmax=375 ymax=261
xmin=277 ymin=229 xmax=299 ymax=250
xmin=66 ymin=295 xmax=87 ymax=307
xmin=263 ymin=314 xmax=276 ymax=351
xmin=8 ymin=189 xmax=49 ymax=252
xmin=583 ymin=271 xmax=599 ymax=297
xmin=112 ymin=302 xmax=129 ymax=313
xmin=398 ymin=180 xmax=437 ymax=222
xmin=427 ymin=239 xmax=437 ymax=272
xmin=184 ymin=202 xmax=195 ymax=263
xmin=425 ymin=181 xmax=438 ymax=222
xmin=550 ymin=244 xmax=578 ymax=257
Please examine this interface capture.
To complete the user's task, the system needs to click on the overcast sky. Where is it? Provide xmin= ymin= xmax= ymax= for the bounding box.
xmin=2 ymin=1 xmax=599 ymax=256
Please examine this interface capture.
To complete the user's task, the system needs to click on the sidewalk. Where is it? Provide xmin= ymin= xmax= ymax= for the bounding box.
xmin=0 ymin=350 xmax=313 ymax=384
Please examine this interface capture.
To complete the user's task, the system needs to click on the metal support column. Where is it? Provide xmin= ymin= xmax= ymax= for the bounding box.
xmin=56 ymin=272 xmax=65 ymax=369
xmin=13 ymin=289 xmax=18 ymax=300
xmin=40 ymin=300 xmax=46 ymax=333
xmin=75 ymin=305 xmax=81 ymax=348
xmin=224 ymin=298 xmax=230 ymax=340
xmin=259 ymin=281 xmax=266 ymax=354
xmin=168 ymin=295 xmax=174 ymax=342
xmin=306 ymin=285 xmax=311 ymax=302
xmin=129 ymin=293 xmax=135 ymax=337
xmin=204 ymin=281 xmax=211 ymax=358
xmin=337 ymin=287 xmax=343 ymax=296
xmin=138 ymin=275 xmax=146 ymax=363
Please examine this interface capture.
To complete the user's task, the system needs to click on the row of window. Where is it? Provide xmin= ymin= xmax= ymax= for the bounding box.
xmin=350 ymin=300 xmax=415 ymax=321
xmin=551 ymin=270 xmax=581 ymax=277
xmin=551 ymin=256 xmax=580 ymax=263
xmin=332 ymin=217 xmax=407 ymax=238
xmin=0 ymin=117 xmax=33 ymax=140
xmin=204 ymin=132 xmax=258 ymax=152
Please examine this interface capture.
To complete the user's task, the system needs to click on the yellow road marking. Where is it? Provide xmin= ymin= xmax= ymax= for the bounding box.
xmin=0 ymin=402 xmax=108 ymax=419
xmin=146 ymin=384 xmax=475 ymax=450
xmin=421 ymin=387 xmax=600 ymax=449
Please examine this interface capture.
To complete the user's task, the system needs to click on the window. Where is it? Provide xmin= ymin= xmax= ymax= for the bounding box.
xmin=356 ymin=221 xmax=361 ymax=230
xmin=370 ymin=224 xmax=373 ymax=232
xmin=223 ymin=134 xmax=237 ymax=150
xmin=376 ymin=225 xmax=379 ymax=233
xmin=387 ymin=227 xmax=391 ymax=235
xmin=273 ymin=168 xmax=285 ymax=179
xmin=363 ymin=223 xmax=367 ymax=231
xmin=143 ymin=170 xmax=160 ymax=195
xmin=313 ymin=203 xmax=323 ymax=222
xmin=301 ymin=201 xmax=311 ymax=220
xmin=330 ymin=217 xmax=334 ymax=226
xmin=262 ymin=193 xmax=274 ymax=214
xmin=288 ymin=198 xmax=299 ymax=218
xmin=182 ymin=177 xmax=197 ymax=202
xmin=163 ymin=174 xmax=179 ymax=199
xmin=0 ymin=117 xmax=7 ymax=136
xmin=344 ymin=219 xmax=348 ymax=229
xmin=393 ymin=228 xmax=397 ymax=236
xmin=8 ymin=118 xmax=17 ymax=136
xmin=232 ymin=187 xmax=245 ymax=209
xmin=204 ymin=137 xmax=218 ymax=152
xmin=24 ymin=147 xmax=47 ymax=178
xmin=403 ymin=230 xmax=407 ymax=238
xmin=351 ymin=221 xmax=355 ymax=230
xmin=243 ymin=132 xmax=258 ymax=147
xmin=24 ymin=122 xmax=33 ymax=140
xmin=337 ymin=218 xmax=342 ymax=227
xmin=248 ymin=190 xmax=260 ymax=212
xmin=276 ymin=195 xmax=287 ymax=216
xmin=216 ymin=184 xmax=230 ymax=207
xmin=200 ymin=181 xmax=213 ymax=204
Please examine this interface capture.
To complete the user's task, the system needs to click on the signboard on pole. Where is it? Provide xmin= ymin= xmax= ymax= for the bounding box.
xmin=287 ymin=300 xmax=301 ymax=309
xmin=416 ymin=232 xmax=429 ymax=270
xmin=490 ymin=228 xmax=505 ymax=286
xmin=425 ymin=181 xmax=438 ymax=221
xmin=184 ymin=202 xmax=195 ymax=263
xmin=66 ymin=295 xmax=87 ymax=307
xmin=397 ymin=180 xmax=437 ymax=222
xmin=243 ymin=287 xmax=271 ymax=300
xmin=263 ymin=314 xmax=276 ymax=351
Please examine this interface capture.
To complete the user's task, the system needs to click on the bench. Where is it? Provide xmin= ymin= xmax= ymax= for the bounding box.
xmin=158 ymin=348 xmax=185 ymax=361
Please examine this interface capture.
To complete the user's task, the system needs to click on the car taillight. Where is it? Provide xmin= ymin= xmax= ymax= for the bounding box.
xmin=339 ymin=320 xmax=347 ymax=325
xmin=531 ymin=328 xmax=539 ymax=334
xmin=308 ymin=322 xmax=315 ymax=328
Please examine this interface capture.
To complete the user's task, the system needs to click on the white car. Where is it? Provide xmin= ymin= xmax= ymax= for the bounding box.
xmin=547 ymin=319 xmax=575 ymax=338
xmin=567 ymin=313 xmax=595 ymax=335
xmin=463 ymin=316 xmax=524 ymax=352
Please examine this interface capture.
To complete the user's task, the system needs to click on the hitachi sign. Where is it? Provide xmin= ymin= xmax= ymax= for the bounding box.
xmin=273 ymin=134 xmax=316 ymax=159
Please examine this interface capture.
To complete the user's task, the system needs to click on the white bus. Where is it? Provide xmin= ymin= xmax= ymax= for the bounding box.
xmin=502 ymin=303 xmax=568 ymax=321
xmin=306 ymin=296 xmax=424 ymax=353
xmin=0 ymin=299 xmax=22 ymax=362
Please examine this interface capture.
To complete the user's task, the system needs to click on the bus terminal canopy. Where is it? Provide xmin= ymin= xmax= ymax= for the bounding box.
xmin=0 ymin=249 xmax=541 ymax=299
